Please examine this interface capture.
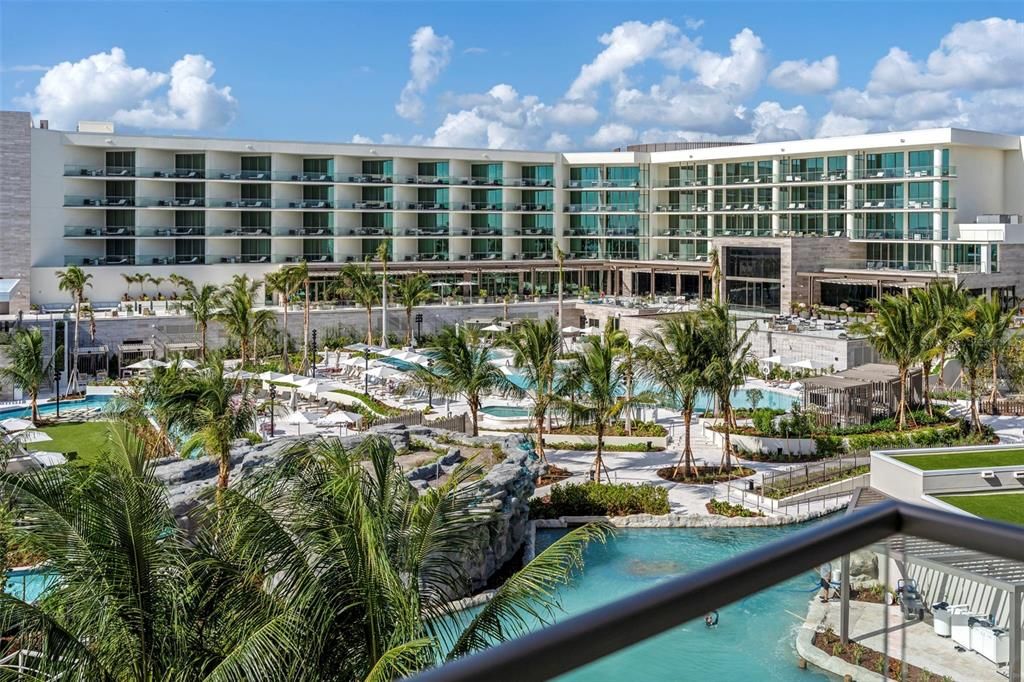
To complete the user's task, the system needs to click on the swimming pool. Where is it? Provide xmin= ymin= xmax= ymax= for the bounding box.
xmin=523 ymin=525 xmax=833 ymax=680
xmin=0 ymin=394 xmax=113 ymax=419
xmin=481 ymin=405 xmax=531 ymax=418
xmin=4 ymin=567 xmax=56 ymax=603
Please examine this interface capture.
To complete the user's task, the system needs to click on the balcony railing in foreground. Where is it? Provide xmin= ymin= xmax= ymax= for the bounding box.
xmin=411 ymin=501 xmax=1024 ymax=682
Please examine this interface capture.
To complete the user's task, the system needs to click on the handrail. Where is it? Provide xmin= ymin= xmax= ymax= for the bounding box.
xmin=408 ymin=501 xmax=1024 ymax=682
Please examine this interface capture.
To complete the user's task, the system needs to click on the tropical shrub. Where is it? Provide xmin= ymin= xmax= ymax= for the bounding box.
xmin=706 ymin=498 xmax=763 ymax=517
xmin=531 ymin=482 xmax=670 ymax=518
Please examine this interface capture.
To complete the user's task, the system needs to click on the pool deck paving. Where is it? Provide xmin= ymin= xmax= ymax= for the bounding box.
xmin=798 ymin=598 xmax=1010 ymax=682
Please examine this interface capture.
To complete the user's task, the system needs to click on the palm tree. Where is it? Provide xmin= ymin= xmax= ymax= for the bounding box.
xmin=555 ymin=244 xmax=566 ymax=344
xmin=339 ymin=261 xmax=379 ymax=346
xmin=928 ymin=281 xmax=969 ymax=390
xmin=700 ymin=302 xmax=753 ymax=470
xmin=266 ymin=267 xmax=302 ymax=371
xmin=500 ymin=318 xmax=561 ymax=461
xmin=120 ymin=272 xmax=135 ymax=300
xmin=281 ymin=261 xmax=312 ymax=374
xmin=411 ymin=326 xmax=513 ymax=436
xmin=56 ymin=264 xmax=93 ymax=396
xmin=250 ymin=307 xmax=278 ymax=366
xmin=146 ymin=274 xmax=164 ymax=300
xmin=637 ymin=315 xmax=708 ymax=479
xmin=157 ymin=357 xmax=258 ymax=490
xmin=0 ymin=328 xmax=59 ymax=425
xmin=975 ymin=295 xmax=1018 ymax=413
xmin=182 ymin=282 xmax=218 ymax=359
xmin=377 ymin=241 xmax=390 ymax=345
xmin=707 ymin=248 xmax=723 ymax=303
xmin=0 ymin=432 xmax=607 ymax=679
xmin=215 ymin=274 xmax=262 ymax=367
xmin=393 ymin=273 xmax=433 ymax=344
xmin=954 ymin=300 xmax=991 ymax=433
xmin=564 ymin=321 xmax=629 ymax=483
xmin=854 ymin=294 xmax=922 ymax=430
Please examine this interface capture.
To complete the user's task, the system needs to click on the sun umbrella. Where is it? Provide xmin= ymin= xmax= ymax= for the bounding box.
xmin=345 ymin=343 xmax=381 ymax=353
xmin=561 ymin=326 xmax=583 ymax=334
xmin=582 ymin=326 xmax=601 ymax=336
xmin=376 ymin=347 xmax=402 ymax=358
xmin=455 ymin=280 xmax=474 ymax=287
xmin=176 ymin=358 xmax=200 ymax=370
xmin=342 ymin=356 xmax=367 ymax=367
xmin=787 ymin=359 xmax=816 ymax=370
xmin=394 ymin=351 xmax=426 ymax=364
xmin=286 ymin=410 xmax=315 ymax=435
xmin=317 ymin=410 xmax=361 ymax=426
xmin=273 ymin=373 xmax=312 ymax=387
xmin=0 ymin=417 xmax=35 ymax=433
xmin=256 ymin=370 xmax=284 ymax=382
xmin=760 ymin=355 xmax=783 ymax=365
xmin=430 ymin=282 xmax=452 ymax=289
xmin=481 ymin=324 xmax=506 ymax=333
xmin=225 ymin=369 xmax=255 ymax=380
xmin=298 ymin=380 xmax=345 ymax=396
xmin=126 ymin=358 xmax=168 ymax=370
xmin=365 ymin=366 xmax=401 ymax=379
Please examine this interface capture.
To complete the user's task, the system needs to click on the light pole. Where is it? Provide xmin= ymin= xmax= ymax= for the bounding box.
xmin=311 ymin=329 xmax=318 ymax=377
xmin=268 ymin=383 xmax=277 ymax=438
xmin=427 ymin=359 xmax=434 ymax=407
xmin=363 ymin=350 xmax=370 ymax=394
xmin=53 ymin=369 xmax=61 ymax=418
xmin=415 ymin=312 xmax=423 ymax=343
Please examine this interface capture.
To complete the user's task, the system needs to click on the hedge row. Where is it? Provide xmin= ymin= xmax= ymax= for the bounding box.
xmin=531 ymin=482 xmax=670 ymax=519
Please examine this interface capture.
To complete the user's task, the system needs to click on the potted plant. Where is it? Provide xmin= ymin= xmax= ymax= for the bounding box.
xmin=478 ymin=288 xmax=488 ymax=304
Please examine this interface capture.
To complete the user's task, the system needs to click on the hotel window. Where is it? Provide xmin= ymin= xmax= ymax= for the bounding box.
xmin=908 ymin=182 xmax=932 ymax=205
xmin=241 ymin=239 xmax=270 ymax=260
xmin=908 ymin=150 xmax=933 ymax=175
xmin=471 ymin=213 xmax=501 ymax=230
xmin=867 ymin=242 xmax=903 ymax=266
xmin=362 ymin=186 xmax=392 ymax=204
xmin=828 ymin=185 xmax=846 ymax=209
xmin=607 ymin=215 xmax=639 ymax=236
xmin=175 ymin=239 xmax=205 ymax=260
xmin=827 ymin=156 xmax=847 ymax=178
xmin=577 ymin=191 xmax=601 ymax=208
xmin=303 ymin=158 xmax=333 ymax=175
xmin=757 ymin=160 xmax=773 ymax=181
xmin=471 ymin=238 xmax=501 ymax=255
xmin=303 ymin=239 xmax=332 ymax=258
xmin=726 ymin=247 xmax=781 ymax=280
xmin=522 ymin=238 xmax=549 ymax=256
xmin=941 ymin=213 xmax=950 ymax=240
xmin=606 ymin=167 xmax=640 ymax=187
xmin=303 ymin=185 xmax=332 ymax=203
xmin=107 ymin=210 xmax=135 ymax=230
xmin=991 ymin=245 xmax=999 ymax=272
xmin=908 ymin=244 xmax=932 ymax=269
xmin=240 ymin=184 xmax=269 ymax=201
xmin=570 ymin=167 xmax=600 ymax=186
xmin=365 ymin=212 xmax=395 ymax=230
xmin=522 ymin=165 xmax=554 ymax=185
xmin=757 ymin=215 xmax=772 ymax=235
xmin=908 ymin=213 xmax=932 ymax=239
xmin=726 ymin=162 xmax=755 ymax=184
xmin=471 ymin=189 xmax=502 ymax=208
xmin=471 ymin=163 xmax=503 ymax=183
xmin=606 ymin=239 xmax=639 ymax=259
xmin=175 ymin=211 xmax=204 ymax=229
xmin=241 ymin=156 xmax=271 ymax=179
xmin=941 ymin=181 xmax=951 ymax=208
xmin=418 ymin=161 xmax=449 ymax=180
xmin=941 ymin=149 xmax=951 ymax=175
xmin=175 ymin=153 xmax=205 ymax=174
xmin=105 ymin=239 xmax=135 ymax=261
xmin=864 ymin=152 xmax=903 ymax=175
xmin=522 ymin=214 xmax=552 ymax=233
xmin=241 ymin=212 xmax=270 ymax=233
xmin=304 ymin=213 xmax=332 ymax=230
xmin=361 ymin=159 xmax=392 ymax=178
xmin=607 ymin=190 xmax=639 ymax=210
xmin=521 ymin=190 xmax=552 ymax=209
xmin=417 ymin=187 xmax=448 ymax=206
xmin=790 ymin=157 xmax=824 ymax=178
xmin=105 ymin=151 xmax=135 ymax=174
xmin=106 ymin=180 xmax=134 ymax=200
xmin=416 ymin=213 xmax=445 ymax=229
xmin=827 ymin=214 xmax=845 ymax=235
xmin=570 ymin=215 xmax=600 ymax=235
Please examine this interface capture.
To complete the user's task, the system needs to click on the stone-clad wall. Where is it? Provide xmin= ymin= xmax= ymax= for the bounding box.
xmin=153 ymin=426 xmax=542 ymax=598
xmin=0 ymin=111 xmax=33 ymax=313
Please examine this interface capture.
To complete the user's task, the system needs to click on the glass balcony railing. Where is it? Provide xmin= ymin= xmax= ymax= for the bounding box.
xmin=216 ymin=227 xmax=272 ymax=237
xmin=822 ymin=259 xmax=943 ymax=272
xmin=395 ymin=201 xmax=450 ymax=211
xmin=654 ymin=252 xmax=709 ymax=262
xmin=64 ymin=195 xmax=137 ymax=207
xmin=63 ymin=225 xmax=136 ymax=237
xmin=504 ymin=202 xmax=554 ymax=211
xmin=520 ymin=228 xmax=553 ymax=237
xmin=503 ymin=178 xmax=555 ymax=188
xmin=469 ymin=252 xmax=503 ymax=261
xmin=336 ymin=173 xmax=393 ymax=184
xmin=453 ymin=202 xmax=504 ymax=211
xmin=394 ymin=227 xmax=449 ymax=237
xmin=141 ymin=227 xmax=205 ymax=237
xmin=565 ymin=179 xmax=642 ymax=189
xmin=564 ymin=203 xmax=643 ymax=213
xmin=405 ymin=252 xmax=450 ymax=262
xmin=569 ymin=251 xmax=602 ymax=260
xmin=521 ymin=250 xmax=552 ymax=260
xmin=724 ymin=173 xmax=776 ymax=185
xmin=654 ymin=178 xmax=709 ymax=189
xmin=271 ymin=227 xmax=336 ymax=237
xmin=268 ymin=254 xmax=334 ymax=264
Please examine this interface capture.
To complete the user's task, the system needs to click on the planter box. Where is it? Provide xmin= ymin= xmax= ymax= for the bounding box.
xmin=699 ymin=418 xmax=818 ymax=456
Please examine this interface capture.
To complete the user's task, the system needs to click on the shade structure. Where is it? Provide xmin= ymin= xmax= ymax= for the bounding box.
xmin=225 ymin=369 xmax=256 ymax=380
xmin=273 ymin=373 xmax=313 ymax=387
xmin=582 ymin=326 xmax=601 ymax=336
xmin=126 ymin=358 xmax=168 ymax=370
xmin=395 ymin=351 xmax=428 ymax=365
xmin=430 ymin=282 xmax=452 ymax=289
xmin=787 ymin=359 xmax=816 ymax=370
xmin=760 ymin=355 xmax=783 ymax=366
xmin=365 ymin=365 xmax=401 ymax=379
xmin=175 ymin=358 xmax=200 ymax=370
xmin=375 ymin=347 xmax=402 ymax=358
xmin=256 ymin=370 xmax=284 ymax=382
xmin=286 ymin=410 xmax=315 ymax=435
xmin=298 ymin=380 xmax=346 ymax=396
xmin=481 ymin=324 xmax=506 ymax=333
xmin=455 ymin=280 xmax=474 ymax=287
xmin=341 ymin=356 xmax=367 ymax=368
xmin=317 ymin=410 xmax=361 ymax=426
xmin=0 ymin=417 xmax=35 ymax=433
xmin=344 ymin=343 xmax=381 ymax=353
xmin=561 ymin=326 xmax=583 ymax=334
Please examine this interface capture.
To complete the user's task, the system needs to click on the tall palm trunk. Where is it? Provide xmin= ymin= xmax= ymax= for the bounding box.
xmin=897 ymin=366 xmax=908 ymax=429
xmin=217 ymin=452 xmax=231 ymax=490
xmin=922 ymin=359 xmax=933 ymax=417
xmin=988 ymin=354 xmax=1001 ymax=414
xmin=624 ymin=371 xmax=633 ymax=436
xmin=30 ymin=391 xmax=40 ymax=426
xmin=719 ymin=403 xmax=733 ymax=472
xmin=936 ymin=351 xmax=947 ymax=389
xmin=469 ymin=396 xmax=480 ymax=437
xmin=66 ymin=293 xmax=82 ymax=396
xmin=200 ymin=323 xmax=207 ymax=360
xmin=967 ymin=369 xmax=981 ymax=432
xmin=281 ymin=294 xmax=290 ymax=372
xmin=405 ymin=307 xmax=413 ymax=345
xmin=672 ymin=404 xmax=697 ymax=479
xmin=364 ymin=305 xmax=373 ymax=346
xmin=534 ymin=413 xmax=547 ymax=462
xmin=594 ymin=421 xmax=605 ymax=483
xmin=301 ymin=278 xmax=311 ymax=373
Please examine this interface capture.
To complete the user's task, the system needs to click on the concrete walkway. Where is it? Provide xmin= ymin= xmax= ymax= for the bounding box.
xmin=800 ymin=598 xmax=1009 ymax=682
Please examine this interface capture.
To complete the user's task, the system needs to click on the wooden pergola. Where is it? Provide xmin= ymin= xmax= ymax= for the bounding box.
xmin=803 ymin=363 xmax=923 ymax=427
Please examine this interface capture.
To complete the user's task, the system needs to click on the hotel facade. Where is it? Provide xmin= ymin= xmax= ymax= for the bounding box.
xmin=2 ymin=110 xmax=1023 ymax=315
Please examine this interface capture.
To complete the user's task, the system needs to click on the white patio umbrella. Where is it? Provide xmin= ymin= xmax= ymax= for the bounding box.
xmin=430 ymin=282 xmax=452 ymax=290
xmin=316 ymin=410 xmax=361 ymax=437
xmin=561 ymin=325 xmax=583 ymax=334
xmin=298 ymin=380 xmax=345 ymax=396
xmin=760 ymin=355 xmax=783 ymax=366
xmin=0 ymin=417 xmax=35 ymax=433
xmin=481 ymin=324 xmax=506 ymax=333
xmin=286 ymin=410 xmax=316 ymax=435
xmin=582 ymin=326 xmax=601 ymax=336
xmin=126 ymin=358 xmax=168 ymax=370
xmin=455 ymin=280 xmax=474 ymax=287
xmin=225 ymin=369 xmax=256 ymax=380
xmin=787 ymin=359 xmax=816 ymax=370
xmin=273 ymin=373 xmax=311 ymax=387
xmin=342 ymin=356 xmax=368 ymax=368
xmin=365 ymin=365 xmax=401 ymax=380
xmin=257 ymin=370 xmax=284 ymax=382
xmin=394 ymin=351 xmax=426 ymax=364
xmin=176 ymin=358 xmax=200 ymax=370
xmin=375 ymin=347 xmax=402 ymax=358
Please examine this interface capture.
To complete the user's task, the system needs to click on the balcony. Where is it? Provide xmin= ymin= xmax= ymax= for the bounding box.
xmin=654 ymin=179 xmax=708 ymax=189
xmin=569 ymin=251 xmax=602 ymax=260
xmin=63 ymin=225 xmax=136 ymax=237
xmin=654 ymin=252 xmax=709 ymax=262
xmin=335 ymin=173 xmax=393 ymax=184
xmin=504 ymin=202 xmax=553 ymax=212
xmin=469 ymin=251 xmax=502 ymax=261
xmin=854 ymin=198 xmax=956 ymax=210
xmin=822 ymin=259 xmax=952 ymax=273
xmin=724 ymin=173 xmax=775 ymax=185
xmin=397 ymin=227 xmax=449 ymax=237
xmin=144 ymin=227 xmax=206 ymax=237
xmin=338 ymin=200 xmax=392 ymax=210
xmin=454 ymin=202 xmax=504 ymax=212
xmin=404 ymin=252 xmax=449 ymax=262
xmin=65 ymin=255 xmax=136 ymax=266
xmin=218 ymin=227 xmax=272 ymax=237
xmin=503 ymin=178 xmax=554 ymax=188
xmin=396 ymin=201 xmax=450 ymax=211
xmin=564 ymin=203 xmax=642 ymax=213
xmin=565 ymin=179 xmax=641 ymax=189
xmin=470 ymin=228 xmax=502 ymax=237
xmin=273 ymin=227 xmax=335 ymax=237
xmin=273 ymin=254 xmax=334 ymax=264
xmin=520 ymin=228 xmax=552 ymax=237
xmin=521 ymin=250 xmax=552 ymax=260
xmin=654 ymin=203 xmax=708 ymax=212
xmin=65 ymin=195 xmax=136 ymax=208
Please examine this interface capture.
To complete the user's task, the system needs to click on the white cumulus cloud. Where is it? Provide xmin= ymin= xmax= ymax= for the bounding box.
xmin=16 ymin=48 xmax=236 ymax=131
xmin=586 ymin=123 xmax=636 ymax=149
xmin=566 ymin=20 xmax=681 ymax=100
xmin=396 ymin=26 xmax=454 ymax=120
xmin=768 ymin=55 xmax=839 ymax=94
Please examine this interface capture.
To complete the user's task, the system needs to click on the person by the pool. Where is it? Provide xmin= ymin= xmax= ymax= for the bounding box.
xmin=704 ymin=610 xmax=719 ymax=628
xmin=817 ymin=562 xmax=838 ymax=602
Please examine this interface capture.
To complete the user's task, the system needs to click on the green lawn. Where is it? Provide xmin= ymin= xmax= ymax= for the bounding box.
xmin=891 ymin=449 xmax=1024 ymax=471
xmin=937 ymin=492 xmax=1024 ymax=526
xmin=26 ymin=421 xmax=116 ymax=466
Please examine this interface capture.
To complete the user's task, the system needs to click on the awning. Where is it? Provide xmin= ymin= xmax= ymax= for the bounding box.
xmin=0 ymin=279 xmax=19 ymax=302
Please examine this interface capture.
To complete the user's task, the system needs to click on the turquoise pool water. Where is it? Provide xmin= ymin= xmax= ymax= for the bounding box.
xmin=525 ymin=525 xmax=833 ymax=681
xmin=481 ymin=405 xmax=531 ymax=418
xmin=4 ymin=568 xmax=56 ymax=603
xmin=0 ymin=394 xmax=113 ymax=419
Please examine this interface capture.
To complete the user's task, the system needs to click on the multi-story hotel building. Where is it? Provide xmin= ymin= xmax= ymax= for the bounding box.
xmin=2 ymin=110 xmax=1022 ymax=315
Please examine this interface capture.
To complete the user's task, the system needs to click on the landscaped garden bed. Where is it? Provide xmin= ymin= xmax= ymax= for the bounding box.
xmin=706 ymin=498 xmax=763 ymax=517
xmin=530 ymin=481 xmax=670 ymax=519
xmin=893 ymin=448 xmax=1024 ymax=470
xmin=936 ymin=491 xmax=1024 ymax=526
xmin=656 ymin=465 xmax=756 ymax=484
xmin=545 ymin=440 xmax=664 ymax=452
xmin=536 ymin=464 xmax=573 ymax=487
xmin=813 ymin=628 xmax=947 ymax=681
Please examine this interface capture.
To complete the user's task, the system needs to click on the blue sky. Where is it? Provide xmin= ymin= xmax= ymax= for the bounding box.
xmin=2 ymin=1 xmax=1022 ymax=149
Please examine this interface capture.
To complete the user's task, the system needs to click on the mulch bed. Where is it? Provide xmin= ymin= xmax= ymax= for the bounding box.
xmin=537 ymin=465 xmax=573 ymax=487
xmin=656 ymin=466 xmax=756 ymax=484
xmin=813 ymin=628 xmax=946 ymax=681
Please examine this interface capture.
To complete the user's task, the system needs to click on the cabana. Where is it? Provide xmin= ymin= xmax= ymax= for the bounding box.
xmin=802 ymin=363 xmax=923 ymax=428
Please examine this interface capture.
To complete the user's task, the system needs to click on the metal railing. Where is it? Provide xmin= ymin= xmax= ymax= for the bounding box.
xmin=409 ymin=501 xmax=1024 ymax=682
xmin=760 ymin=455 xmax=870 ymax=497
xmin=724 ymin=479 xmax=858 ymax=516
